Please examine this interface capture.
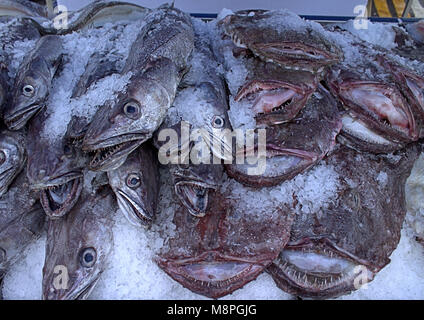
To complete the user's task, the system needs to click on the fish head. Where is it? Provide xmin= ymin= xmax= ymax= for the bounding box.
xmin=42 ymin=188 xmax=114 ymax=300
xmin=83 ymin=58 xmax=178 ymax=172
xmin=235 ymin=62 xmax=318 ymax=126
xmin=0 ymin=129 xmax=26 ymax=196
xmin=219 ymin=10 xmax=343 ymax=72
xmin=107 ymin=145 xmax=159 ymax=227
xmin=27 ymin=114 xmax=84 ymax=219
xmin=172 ymin=163 xmax=223 ymax=218
xmin=5 ymin=61 xmax=49 ymax=130
xmin=327 ymin=67 xmax=418 ymax=144
xmin=226 ymin=85 xmax=341 ymax=187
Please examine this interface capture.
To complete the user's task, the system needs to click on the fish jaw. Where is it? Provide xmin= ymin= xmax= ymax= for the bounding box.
xmin=4 ymin=103 xmax=44 ymax=131
xmin=174 ymin=180 xmax=216 ymax=218
xmin=115 ymin=189 xmax=154 ymax=227
xmin=235 ymin=79 xmax=315 ymax=126
xmin=328 ymin=70 xmax=418 ymax=143
xmin=0 ymin=131 xmax=27 ymax=197
xmin=39 ymin=176 xmax=83 ymax=219
xmin=225 ymin=145 xmax=318 ymax=188
xmin=250 ymin=42 xmax=342 ymax=72
xmin=155 ymin=251 xmax=266 ymax=299
xmin=267 ymin=238 xmax=376 ymax=299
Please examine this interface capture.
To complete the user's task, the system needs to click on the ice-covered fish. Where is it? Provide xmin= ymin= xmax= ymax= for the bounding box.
xmin=107 ymin=143 xmax=159 ymax=227
xmin=268 ymin=145 xmax=419 ymax=299
xmin=42 ymin=185 xmax=115 ymax=300
xmin=219 ymin=9 xmax=342 ymax=73
xmin=0 ymin=169 xmax=45 ymax=289
xmin=0 ymin=0 xmax=47 ymax=19
xmin=83 ymin=5 xmax=194 ymax=172
xmin=4 ymin=35 xmax=64 ymax=130
xmin=51 ymin=0 xmax=150 ymax=35
xmin=26 ymin=110 xmax=86 ymax=219
xmin=226 ymin=85 xmax=341 ymax=187
xmin=0 ymin=129 xmax=26 ymax=197
xmin=155 ymin=168 xmax=295 ymax=298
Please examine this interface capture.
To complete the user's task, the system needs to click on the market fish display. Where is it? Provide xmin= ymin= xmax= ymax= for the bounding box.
xmin=42 ymin=186 xmax=115 ymax=300
xmin=107 ymin=143 xmax=159 ymax=227
xmin=4 ymin=35 xmax=63 ymax=130
xmin=83 ymin=5 xmax=194 ymax=172
xmin=268 ymin=145 xmax=419 ymax=298
xmin=1 ymin=2 xmax=424 ymax=301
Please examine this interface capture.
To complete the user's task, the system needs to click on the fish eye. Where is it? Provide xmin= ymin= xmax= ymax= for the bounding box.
xmin=80 ymin=247 xmax=96 ymax=268
xmin=126 ymin=173 xmax=141 ymax=188
xmin=212 ymin=116 xmax=225 ymax=129
xmin=0 ymin=150 xmax=6 ymax=165
xmin=22 ymin=85 xmax=35 ymax=97
xmin=63 ymin=144 xmax=73 ymax=157
xmin=123 ymin=101 xmax=141 ymax=119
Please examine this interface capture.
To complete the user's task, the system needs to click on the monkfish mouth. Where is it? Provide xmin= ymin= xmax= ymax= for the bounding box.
xmin=235 ymin=80 xmax=311 ymax=125
xmin=156 ymin=252 xmax=265 ymax=299
xmin=339 ymin=81 xmax=417 ymax=140
xmin=269 ymin=239 xmax=375 ymax=297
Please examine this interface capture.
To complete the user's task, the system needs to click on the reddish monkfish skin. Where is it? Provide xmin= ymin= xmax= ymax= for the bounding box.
xmin=219 ymin=9 xmax=343 ymax=73
xmin=225 ymin=85 xmax=342 ymax=188
xmin=267 ymin=145 xmax=419 ymax=299
xmin=155 ymin=168 xmax=295 ymax=299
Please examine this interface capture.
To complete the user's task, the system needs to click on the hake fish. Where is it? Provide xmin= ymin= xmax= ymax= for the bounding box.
xmin=42 ymin=185 xmax=115 ymax=300
xmin=4 ymin=35 xmax=64 ymax=130
xmin=83 ymin=5 xmax=194 ymax=172
xmin=0 ymin=129 xmax=26 ymax=197
xmin=107 ymin=143 xmax=159 ymax=227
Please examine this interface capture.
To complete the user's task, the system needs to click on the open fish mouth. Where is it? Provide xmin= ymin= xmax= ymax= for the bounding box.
xmin=39 ymin=176 xmax=83 ymax=219
xmin=175 ymin=181 xmax=216 ymax=217
xmin=87 ymin=138 xmax=146 ymax=172
xmin=337 ymin=81 xmax=417 ymax=141
xmin=235 ymin=80 xmax=311 ymax=125
xmin=250 ymin=42 xmax=341 ymax=70
xmin=226 ymin=145 xmax=318 ymax=187
xmin=268 ymin=239 xmax=375 ymax=298
xmin=116 ymin=190 xmax=153 ymax=227
xmin=4 ymin=104 xmax=43 ymax=131
xmin=156 ymin=252 xmax=265 ymax=299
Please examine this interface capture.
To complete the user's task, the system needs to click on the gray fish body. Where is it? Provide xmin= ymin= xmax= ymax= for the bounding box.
xmin=0 ymin=0 xmax=47 ymax=19
xmin=4 ymin=35 xmax=64 ymax=130
xmin=268 ymin=145 xmax=419 ymax=299
xmin=0 ymin=169 xmax=45 ymax=283
xmin=107 ymin=143 xmax=159 ymax=227
xmin=42 ymin=186 xmax=115 ymax=300
xmin=83 ymin=5 xmax=194 ymax=172
xmin=0 ymin=129 xmax=26 ymax=197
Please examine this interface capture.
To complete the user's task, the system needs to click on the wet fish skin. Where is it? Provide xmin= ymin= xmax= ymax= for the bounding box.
xmin=155 ymin=167 xmax=294 ymax=299
xmin=26 ymin=109 xmax=86 ymax=219
xmin=0 ymin=65 xmax=8 ymax=113
xmin=225 ymin=85 xmax=342 ymax=187
xmin=107 ymin=143 xmax=159 ymax=228
xmin=0 ymin=0 xmax=48 ymax=19
xmin=0 ymin=169 xmax=45 ymax=285
xmin=42 ymin=185 xmax=115 ymax=300
xmin=0 ymin=129 xmax=27 ymax=197
xmin=4 ymin=35 xmax=64 ymax=131
xmin=82 ymin=5 xmax=194 ymax=172
xmin=267 ymin=145 xmax=420 ymax=299
xmin=83 ymin=57 xmax=180 ymax=172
